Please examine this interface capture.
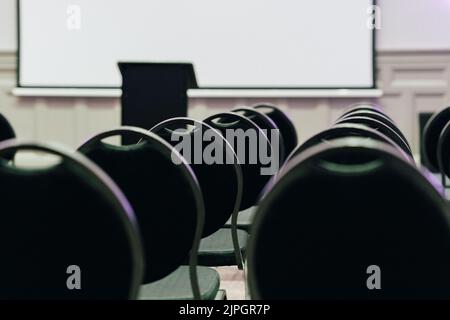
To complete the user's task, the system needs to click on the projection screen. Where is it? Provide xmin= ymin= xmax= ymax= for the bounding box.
xmin=18 ymin=0 xmax=375 ymax=88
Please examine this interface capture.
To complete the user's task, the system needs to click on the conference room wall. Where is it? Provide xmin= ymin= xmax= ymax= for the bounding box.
xmin=3 ymin=0 xmax=450 ymax=51
xmin=1 ymin=50 xmax=450 ymax=157
xmin=0 ymin=0 xmax=450 ymax=156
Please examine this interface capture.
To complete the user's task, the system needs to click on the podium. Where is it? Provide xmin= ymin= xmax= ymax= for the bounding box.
xmin=118 ymin=62 xmax=198 ymax=144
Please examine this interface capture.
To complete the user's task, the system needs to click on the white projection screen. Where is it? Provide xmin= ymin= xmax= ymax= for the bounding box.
xmin=18 ymin=0 xmax=375 ymax=88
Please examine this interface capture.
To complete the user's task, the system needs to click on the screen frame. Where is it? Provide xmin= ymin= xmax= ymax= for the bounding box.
xmin=16 ymin=0 xmax=377 ymax=90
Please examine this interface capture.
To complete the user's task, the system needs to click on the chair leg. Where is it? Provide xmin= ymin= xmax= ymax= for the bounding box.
xmin=214 ymin=289 xmax=227 ymax=300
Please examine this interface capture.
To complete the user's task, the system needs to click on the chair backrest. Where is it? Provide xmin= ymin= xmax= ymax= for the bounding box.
xmin=339 ymin=102 xmax=390 ymax=120
xmin=203 ymin=112 xmax=274 ymax=210
xmin=150 ymin=118 xmax=244 ymax=268
xmin=0 ymin=141 xmax=144 ymax=299
xmin=149 ymin=118 xmax=242 ymax=237
xmin=419 ymin=112 xmax=435 ymax=169
xmin=248 ymin=138 xmax=450 ymax=299
xmin=232 ymin=107 xmax=285 ymax=164
xmin=286 ymin=123 xmax=412 ymax=165
xmin=252 ymin=104 xmax=298 ymax=156
xmin=338 ymin=110 xmax=410 ymax=149
xmin=335 ymin=116 xmax=413 ymax=157
xmin=0 ymin=113 xmax=15 ymax=142
xmin=437 ymin=120 xmax=450 ymax=184
xmin=78 ymin=127 xmax=204 ymax=295
xmin=423 ymin=106 xmax=450 ymax=172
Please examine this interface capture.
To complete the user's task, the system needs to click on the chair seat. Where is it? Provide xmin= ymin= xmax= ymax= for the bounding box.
xmin=224 ymin=207 xmax=256 ymax=232
xmin=198 ymin=228 xmax=248 ymax=266
xmin=139 ymin=266 xmax=220 ymax=300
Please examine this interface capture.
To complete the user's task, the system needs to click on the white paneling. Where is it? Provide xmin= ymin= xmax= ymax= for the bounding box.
xmin=1 ymin=51 xmax=450 ymax=155
xmin=0 ymin=0 xmax=16 ymax=51
xmin=378 ymin=0 xmax=450 ymax=50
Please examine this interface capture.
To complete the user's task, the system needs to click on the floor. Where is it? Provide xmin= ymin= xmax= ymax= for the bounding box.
xmin=216 ymin=266 xmax=246 ymax=300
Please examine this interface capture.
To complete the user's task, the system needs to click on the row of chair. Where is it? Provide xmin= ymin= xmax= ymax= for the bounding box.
xmin=248 ymin=103 xmax=450 ymax=299
xmin=4 ymin=102 xmax=450 ymax=299
xmin=423 ymin=107 xmax=450 ymax=188
xmin=0 ymin=103 xmax=297 ymax=299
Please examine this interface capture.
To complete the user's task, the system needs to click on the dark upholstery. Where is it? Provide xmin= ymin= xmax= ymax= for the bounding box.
xmin=139 ymin=266 xmax=220 ymax=300
xmin=253 ymin=104 xmax=298 ymax=156
xmin=198 ymin=228 xmax=248 ymax=266
xmin=287 ymin=123 xmax=412 ymax=164
xmin=204 ymin=113 xmax=273 ymax=210
xmin=78 ymin=128 xmax=202 ymax=284
xmin=338 ymin=103 xmax=391 ymax=121
xmin=338 ymin=110 xmax=410 ymax=150
xmin=335 ymin=116 xmax=413 ymax=157
xmin=232 ymin=107 xmax=285 ymax=164
xmin=150 ymin=118 xmax=239 ymax=237
xmin=437 ymin=121 xmax=450 ymax=180
xmin=0 ymin=113 xmax=15 ymax=142
xmin=423 ymin=107 xmax=450 ymax=172
xmin=0 ymin=113 xmax=16 ymax=160
xmin=151 ymin=118 xmax=248 ymax=268
xmin=0 ymin=142 xmax=143 ymax=299
xmin=249 ymin=138 xmax=450 ymax=299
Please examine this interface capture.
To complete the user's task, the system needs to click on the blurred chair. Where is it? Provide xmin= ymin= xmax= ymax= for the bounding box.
xmin=232 ymin=107 xmax=285 ymax=165
xmin=248 ymin=138 xmax=450 ymax=299
xmin=0 ymin=141 xmax=144 ymax=299
xmin=423 ymin=106 xmax=450 ymax=172
xmin=337 ymin=109 xmax=410 ymax=150
xmin=286 ymin=123 xmax=413 ymax=165
xmin=253 ymin=104 xmax=298 ymax=157
xmin=150 ymin=118 xmax=246 ymax=269
xmin=0 ymin=113 xmax=15 ymax=143
xmin=78 ymin=127 xmax=223 ymax=300
xmin=335 ymin=116 xmax=413 ymax=157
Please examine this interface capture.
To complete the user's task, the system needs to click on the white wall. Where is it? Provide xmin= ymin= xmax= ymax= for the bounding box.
xmin=0 ymin=0 xmax=450 ymax=155
xmin=2 ymin=0 xmax=450 ymax=52
xmin=378 ymin=0 xmax=450 ymax=50
xmin=0 ymin=0 xmax=16 ymax=51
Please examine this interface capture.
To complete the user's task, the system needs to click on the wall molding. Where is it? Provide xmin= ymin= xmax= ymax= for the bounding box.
xmin=1 ymin=50 xmax=450 ymax=154
xmin=0 ymin=51 xmax=16 ymax=71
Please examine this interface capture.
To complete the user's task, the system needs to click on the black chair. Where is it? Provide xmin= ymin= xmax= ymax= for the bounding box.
xmin=419 ymin=112 xmax=435 ymax=169
xmin=0 ymin=113 xmax=15 ymax=142
xmin=335 ymin=116 xmax=413 ymax=157
xmin=0 ymin=113 xmax=16 ymax=160
xmin=248 ymin=137 xmax=450 ymax=299
xmin=436 ymin=120 xmax=450 ymax=190
xmin=0 ymin=141 xmax=144 ymax=299
xmin=78 ymin=126 xmax=220 ymax=300
xmin=203 ymin=112 xmax=275 ymax=235
xmin=286 ymin=123 xmax=413 ymax=165
xmin=338 ymin=102 xmax=392 ymax=121
xmin=337 ymin=109 xmax=410 ymax=151
xmin=423 ymin=106 xmax=450 ymax=172
xmin=231 ymin=107 xmax=285 ymax=165
xmin=252 ymin=104 xmax=298 ymax=156
xmin=228 ymin=107 xmax=285 ymax=233
xmin=149 ymin=118 xmax=245 ymax=268
xmin=203 ymin=112 xmax=274 ymax=210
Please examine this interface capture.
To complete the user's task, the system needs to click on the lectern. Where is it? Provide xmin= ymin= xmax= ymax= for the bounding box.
xmin=118 ymin=62 xmax=198 ymax=144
